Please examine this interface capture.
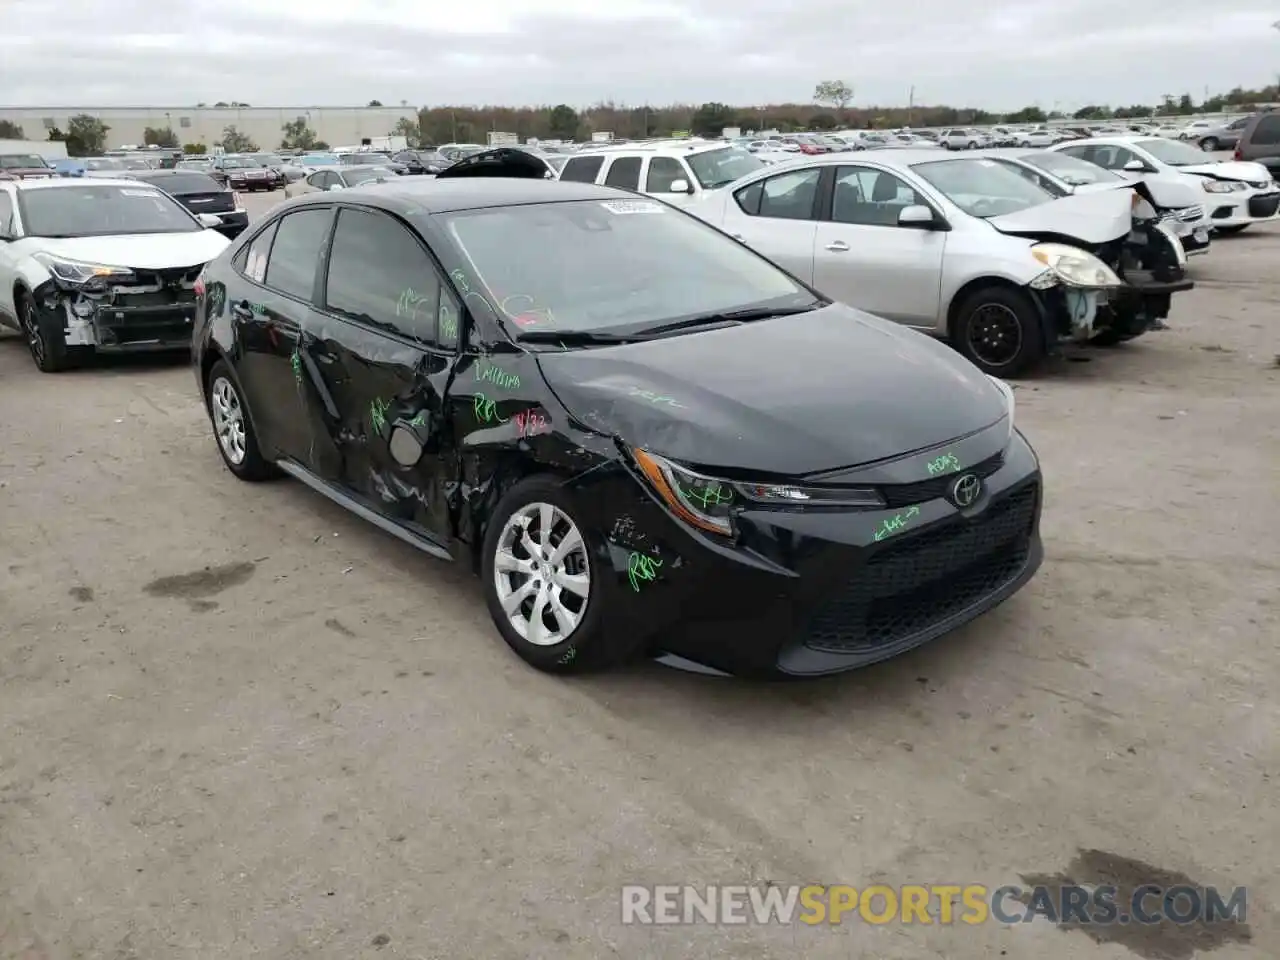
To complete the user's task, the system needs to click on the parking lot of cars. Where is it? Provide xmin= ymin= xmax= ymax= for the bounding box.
xmin=1 ymin=180 xmax=1278 ymax=957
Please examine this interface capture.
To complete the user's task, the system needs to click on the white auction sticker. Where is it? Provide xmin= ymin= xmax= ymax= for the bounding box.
xmin=600 ymin=199 xmax=664 ymax=215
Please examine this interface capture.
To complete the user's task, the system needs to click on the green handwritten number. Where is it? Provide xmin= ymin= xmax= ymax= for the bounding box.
xmin=927 ymin=454 xmax=961 ymax=477
xmin=370 ymin=397 xmax=389 ymax=433
xmin=475 ymin=362 xmax=520 ymax=390
xmin=874 ymin=505 xmax=922 ymax=542
xmin=628 ymin=386 xmax=682 ymax=408
xmin=627 ymin=552 xmax=663 ymax=592
xmin=680 ymin=482 xmax=732 ymax=509
xmin=450 ymin=269 xmax=471 ymax=294
xmin=290 ymin=349 xmax=302 ymax=383
xmin=440 ymin=306 xmax=458 ymax=341
xmin=409 ymin=412 xmax=427 ymax=427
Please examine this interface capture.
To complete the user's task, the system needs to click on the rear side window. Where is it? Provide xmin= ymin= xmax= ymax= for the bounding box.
xmin=560 ymin=155 xmax=604 ymax=183
xmin=734 ymin=169 xmax=821 ymax=220
xmin=604 ymin=156 xmax=642 ymax=190
xmin=234 ymin=220 xmax=278 ymax=282
xmin=324 ymin=207 xmax=444 ymax=345
xmin=263 ymin=208 xmax=331 ymax=300
xmin=1249 ymin=116 xmax=1280 ymax=146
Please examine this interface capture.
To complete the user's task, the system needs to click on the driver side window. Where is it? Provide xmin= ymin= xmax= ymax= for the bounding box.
xmin=832 ymin=166 xmax=924 ymax=226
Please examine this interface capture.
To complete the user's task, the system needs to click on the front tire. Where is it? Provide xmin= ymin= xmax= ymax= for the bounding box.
xmin=952 ymin=284 xmax=1046 ymax=377
xmin=482 ymin=476 xmax=633 ymax=674
xmin=204 ymin=359 xmax=277 ymax=480
xmin=1199 ymin=137 xmax=1218 ymax=152
xmin=19 ymin=289 xmax=90 ymax=372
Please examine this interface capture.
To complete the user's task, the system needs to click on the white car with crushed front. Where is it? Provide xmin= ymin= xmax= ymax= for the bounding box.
xmin=0 ymin=178 xmax=230 ymax=371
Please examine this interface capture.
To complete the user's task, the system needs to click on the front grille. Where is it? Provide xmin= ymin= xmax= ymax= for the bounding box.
xmin=879 ymin=451 xmax=1004 ymax=508
xmin=132 ymin=265 xmax=203 ymax=286
xmin=803 ymin=481 xmax=1038 ymax=653
xmin=1247 ymin=194 xmax=1279 ymax=218
xmin=1173 ymin=205 xmax=1204 ymax=223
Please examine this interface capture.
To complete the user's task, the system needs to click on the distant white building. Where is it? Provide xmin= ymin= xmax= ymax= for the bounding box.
xmin=0 ymin=105 xmax=418 ymax=151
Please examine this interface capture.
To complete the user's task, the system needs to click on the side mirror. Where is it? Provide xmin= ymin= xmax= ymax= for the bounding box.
xmin=667 ymin=178 xmax=693 ymax=194
xmin=1122 ymin=159 xmax=1148 ymax=173
xmin=898 ymin=205 xmax=938 ymax=228
xmin=196 ymin=212 xmax=223 ymax=228
xmin=328 ymin=183 xmax=344 ymax=191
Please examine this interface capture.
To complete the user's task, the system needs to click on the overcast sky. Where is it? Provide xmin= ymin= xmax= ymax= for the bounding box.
xmin=6 ymin=0 xmax=1280 ymax=110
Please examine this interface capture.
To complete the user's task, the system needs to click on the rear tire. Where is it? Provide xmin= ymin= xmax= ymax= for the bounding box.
xmin=19 ymin=289 xmax=91 ymax=373
xmin=481 ymin=475 xmax=636 ymax=674
xmin=1199 ymin=138 xmax=1218 ymax=152
xmin=204 ymin=359 xmax=278 ymax=481
xmin=952 ymin=284 xmax=1046 ymax=378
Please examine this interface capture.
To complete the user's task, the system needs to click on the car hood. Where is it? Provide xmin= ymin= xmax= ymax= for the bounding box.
xmin=537 ymin=303 xmax=1008 ymax=476
xmin=31 ymin=231 xmax=230 ymax=269
xmin=986 ymin=189 xmax=1132 ymax=244
xmin=1175 ymin=160 xmax=1272 ymax=183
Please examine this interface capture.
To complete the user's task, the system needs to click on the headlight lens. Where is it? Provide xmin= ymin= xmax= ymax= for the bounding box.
xmin=1201 ymin=179 xmax=1244 ymax=193
xmin=632 ymin=448 xmax=885 ymax=536
xmin=32 ymin=252 xmax=133 ymax=289
xmin=1030 ymin=243 xmax=1122 ymax=288
xmin=632 ymin=449 xmax=736 ymax=535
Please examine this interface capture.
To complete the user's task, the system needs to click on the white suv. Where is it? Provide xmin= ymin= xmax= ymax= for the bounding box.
xmin=555 ymin=141 xmax=765 ymax=207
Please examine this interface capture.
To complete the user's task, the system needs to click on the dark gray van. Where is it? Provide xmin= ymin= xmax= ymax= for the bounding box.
xmin=1235 ymin=112 xmax=1280 ymax=179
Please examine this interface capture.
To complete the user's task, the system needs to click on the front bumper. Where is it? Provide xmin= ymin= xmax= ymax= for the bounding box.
xmin=229 ymin=175 xmax=280 ymax=191
xmin=570 ymin=426 xmax=1043 ymax=678
xmin=41 ymin=270 xmax=201 ymax=352
xmin=1204 ymin=189 xmax=1280 ymax=227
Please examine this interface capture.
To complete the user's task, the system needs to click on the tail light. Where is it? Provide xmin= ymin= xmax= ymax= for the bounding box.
xmin=1233 ymin=146 xmax=1242 ymax=161
xmin=194 ymin=271 xmax=206 ymax=298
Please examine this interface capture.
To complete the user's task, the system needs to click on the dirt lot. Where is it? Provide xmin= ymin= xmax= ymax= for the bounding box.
xmin=1 ymin=190 xmax=1276 ymax=960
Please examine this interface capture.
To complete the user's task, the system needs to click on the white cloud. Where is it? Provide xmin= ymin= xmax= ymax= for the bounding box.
xmin=5 ymin=0 xmax=1280 ymax=108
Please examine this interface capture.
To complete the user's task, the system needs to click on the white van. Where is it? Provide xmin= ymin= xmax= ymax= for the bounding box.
xmin=555 ymin=141 xmax=765 ymax=207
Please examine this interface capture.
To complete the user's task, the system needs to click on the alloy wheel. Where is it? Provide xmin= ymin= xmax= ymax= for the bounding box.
xmin=20 ymin=297 xmax=46 ymax=367
xmin=967 ymin=302 xmax=1024 ymax=369
xmin=210 ymin=375 xmax=247 ymax=464
xmin=493 ymin=502 xmax=590 ymax=646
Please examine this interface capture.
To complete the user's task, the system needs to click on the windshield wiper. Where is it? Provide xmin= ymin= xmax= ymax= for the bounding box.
xmin=517 ymin=330 xmax=639 ymax=345
xmin=633 ymin=302 xmax=822 ymax=337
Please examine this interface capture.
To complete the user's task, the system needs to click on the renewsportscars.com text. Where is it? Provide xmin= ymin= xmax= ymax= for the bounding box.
xmin=621 ymin=883 xmax=1248 ymax=926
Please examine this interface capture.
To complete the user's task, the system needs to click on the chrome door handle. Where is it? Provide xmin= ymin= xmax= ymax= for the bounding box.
xmin=825 ymin=241 xmax=850 ymax=252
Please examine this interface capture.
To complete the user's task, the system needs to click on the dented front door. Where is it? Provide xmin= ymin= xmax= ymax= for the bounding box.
xmin=303 ymin=205 xmax=462 ymax=544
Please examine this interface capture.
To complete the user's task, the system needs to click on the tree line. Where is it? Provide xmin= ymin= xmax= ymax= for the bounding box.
xmin=1 ymin=80 xmax=1274 ymax=156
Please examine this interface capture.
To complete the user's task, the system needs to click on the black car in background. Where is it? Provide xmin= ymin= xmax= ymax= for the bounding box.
xmin=191 ymin=165 xmax=1041 ymax=678
xmin=177 ymin=158 xmax=229 ymax=188
xmin=217 ymin=157 xmax=282 ymax=192
xmin=391 ymin=150 xmax=451 ymax=174
xmin=124 ymin=170 xmax=248 ymax=239
xmin=339 ymin=152 xmax=409 ymax=175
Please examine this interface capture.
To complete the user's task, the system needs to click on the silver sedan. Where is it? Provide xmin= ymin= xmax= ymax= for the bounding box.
xmin=283 ymin=165 xmax=396 ymax=198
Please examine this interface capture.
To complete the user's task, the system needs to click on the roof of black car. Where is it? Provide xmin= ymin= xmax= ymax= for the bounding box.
xmin=321 ymin=177 xmax=625 ymax=214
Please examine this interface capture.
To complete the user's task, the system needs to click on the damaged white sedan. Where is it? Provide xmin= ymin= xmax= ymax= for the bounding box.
xmin=0 ymin=178 xmax=229 ymax=371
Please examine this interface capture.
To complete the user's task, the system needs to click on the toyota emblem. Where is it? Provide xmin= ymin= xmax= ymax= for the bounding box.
xmin=950 ymin=473 xmax=982 ymax=508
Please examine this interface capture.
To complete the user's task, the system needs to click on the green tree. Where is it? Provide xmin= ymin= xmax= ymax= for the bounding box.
xmin=809 ymin=112 xmax=837 ymax=130
xmin=183 ymin=142 xmax=207 ymax=155
xmin=314 ymin=141 xmax=330 ymax=150
xmin=1073 ymin=105 xmax=1110 ymax=120
xmin=279 ymin=118 xmax=319 ymax=150
xmin=391 ymin=116 xmax=420 ymax=146
xmin=1003 ymin=106 xmax=1047 ymax=124
xmin=65 ymin=114 xmax=110 ymax=156
xmin=0 ymin=120 xmax=25 ymax=139
xmin=221 ymin=125 xmax=258 ymax=152
xmin=143 ymin=126 xmax=179 ymax=148
xmin=813 ymin=80 xmax=853 ymax=110
xmin=47 ymin=126 xmax=65 ymax=142
xmin=690 ymin=102 xmax=736 ymax=137
xmin=214 ymin=101 xmax=229 ymax=107
xmin=367 ymin=99 xmax=383 ymax=107
xmin=548 ymin=104 xmax=579 ymax=140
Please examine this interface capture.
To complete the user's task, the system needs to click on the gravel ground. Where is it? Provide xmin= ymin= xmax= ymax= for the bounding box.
xmin=1 ymin=189 xmax=1276 ymax=960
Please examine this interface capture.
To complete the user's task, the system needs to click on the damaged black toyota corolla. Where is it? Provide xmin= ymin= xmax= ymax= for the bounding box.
xmin=192 ymin=156 xmax=1043 ymax=677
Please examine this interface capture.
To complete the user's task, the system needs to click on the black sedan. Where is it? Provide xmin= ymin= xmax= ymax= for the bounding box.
xmin=191 ymin=156 xmax=1042 ymax=677
xmin=217 ymin=157 xmax=282 ymax=192
xmin=124 ymin=170 xmax=249 ymax=239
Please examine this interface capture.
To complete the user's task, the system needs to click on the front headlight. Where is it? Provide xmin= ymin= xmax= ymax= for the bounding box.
xmin=1029 ymin=243 xmax=1122 ymax=288
xmin=1201 ymin=179 xmax=1245 ymax=193
xmin=631 ymin=449 xmax=884 ymax=537
xmin=31 ymin=252 xmax=133 ymax=289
